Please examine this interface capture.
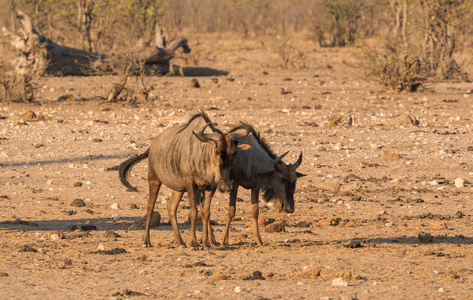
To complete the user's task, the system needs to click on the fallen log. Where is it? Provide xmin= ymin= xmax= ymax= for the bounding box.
xmin=2 ymin=11 xmax=226 ymax=77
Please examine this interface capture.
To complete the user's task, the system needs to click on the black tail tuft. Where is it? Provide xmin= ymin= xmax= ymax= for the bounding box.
xmin=118 ymin=148 xmax=150 ymax=192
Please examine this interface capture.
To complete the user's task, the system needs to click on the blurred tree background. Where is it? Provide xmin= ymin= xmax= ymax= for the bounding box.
xmin=1 ymin=0 xmax=472 ymax=92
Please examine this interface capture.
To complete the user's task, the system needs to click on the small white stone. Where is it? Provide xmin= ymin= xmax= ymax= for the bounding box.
xmin=97 ymin=243 xmax=105 ymax=251
xmin=111 ymin=203 xmax=121 ymax=210
xmin=332 ymin=277 xmax=349 ymax=286
xmin=438 ymin=288 xmax=445 ymax=292
xmin=282 ymin=108 xmax=290 ymax=113
xmin=455 ymin=178 xmax=464 ymax=188
xmin=430 ymin=180 xmax=439 ymax=186
xmin=47 ymin=180 xmax=54 ymax=185
xmin=50 ymin=233 xmax=60 ymax=241
xmin=234 ymin=286 xmax=242 ymax=293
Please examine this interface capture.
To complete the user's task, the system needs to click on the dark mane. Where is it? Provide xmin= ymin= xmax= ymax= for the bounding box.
xmin=177 ymin=111 xmax=222 ymax=134
xmin=232 ymin=122 xmax=277 ymax=159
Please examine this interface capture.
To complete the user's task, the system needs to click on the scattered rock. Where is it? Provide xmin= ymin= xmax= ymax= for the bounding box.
xmin=337 ymin=270 xmax=354 ymax=279
xmin=318 ymin=181 xmax=341 ymax=193
xmin=19 ymin=245 xmax=38 ymax=252
xmin=112 ymin=289 xmax=144 ymax=296
xmin=258 ymin=216 xmax=275 ymax=227
xmin=81 ymin=224 xmax=97 ymax=231
xmin=454 ymin=211 xmax=464 ymax=218
xmin=298 ymin=266 xmax=321 ymax=279
xmin=386 ymin=114 xmax=419 ymax=127
xmin=187 ymin=78 xmax=200 ymax=88
xmin=244 ymin=270 xmax=265 ymax=280
xmin=71 ymin=198 xmax=86 ymax=207
xmin=234 ymin=286 xmax=242 ymax=293
xmin=98 ymin=248 xmax=126 ymax=255
xmin=346 ymin=240 xmax=362 ymax=248
xmin=129 ymin=203 xmax=139 ymax=210
xmin=110 ymin=203 xmax=121 ymax=210
xmin=132 ymin=212 xmax=161 ymax=229
xmin=97 ymin=244 xmax=105 ymax=251
xmin=0 ymin=272 xmax=9 ymax=277
xmin=431 ymin=222 xmax=447 ymax=230
xmin=264 ymin=221 xmax=286 ymax=233
xmin=332 ymin=277 xmax=349 ymax=287
xmin=184 ymin=261 xmax=207 ymax=268
xmin=50 ymin=232 xmax=63 ymax=240
xmin=293 ymin=221 xmax=311 ymax=228
xmin=418 ymin=232 xmax=433 ymax=243
xmin=20 ymin=110 xmax=36 ymax=121
xmin=454 ymin=178 xmax=464 ymax=188
xmin=104 ymin=231 xmax=121 ymax=238
xmin=318 ymin=218 xmax=341 ymax=226
xmin=211 ymin=272 xmax=230 ymax=281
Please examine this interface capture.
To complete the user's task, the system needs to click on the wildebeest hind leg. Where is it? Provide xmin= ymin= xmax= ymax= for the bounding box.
xmin=221 ymin=186 xmax=238 ymax=247
xmin=167 ymin=190 xmax=186 ymax=247
xmin=187 ymin=183 xmax=200 ymax=249
xmin=143 ymin=176 xmax=162 ymax=247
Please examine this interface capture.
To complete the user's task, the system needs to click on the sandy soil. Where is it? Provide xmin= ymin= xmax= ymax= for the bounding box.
xmin=1 ymin=33 xmax=473 ymax=299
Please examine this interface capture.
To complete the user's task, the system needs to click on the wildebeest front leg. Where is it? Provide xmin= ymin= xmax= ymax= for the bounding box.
xmin=187 ymin=182 xmax=200 ymax=249
xmin=167 ymin=190 xmax=186 ymax=247
xmin=251 ymin=187 xmax=263 ymax=246
xmin=221 ymin=186 xmax=238 ymax=247
xmin=143 ymin=173 xmax=162 ymax=247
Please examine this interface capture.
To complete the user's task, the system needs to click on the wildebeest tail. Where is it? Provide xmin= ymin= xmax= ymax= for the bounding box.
xmin=118 ymin=148 xmax=150 ymax=192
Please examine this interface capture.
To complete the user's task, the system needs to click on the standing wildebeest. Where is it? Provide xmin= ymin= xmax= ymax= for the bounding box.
xmin=220 ymin=124 xmax=305 ymax=246
xmin=118 ymin=112 xmax=249 ymax=249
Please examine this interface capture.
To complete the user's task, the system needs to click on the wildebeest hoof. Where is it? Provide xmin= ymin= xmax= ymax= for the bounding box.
xmin=142 ymin=244 xmax=152 ymax=248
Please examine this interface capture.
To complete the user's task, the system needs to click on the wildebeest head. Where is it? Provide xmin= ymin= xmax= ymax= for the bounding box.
xmin=261 ymin=152 xmax=305 ymax=213
xmin=193 ymin=122 xmax=250 ymax=192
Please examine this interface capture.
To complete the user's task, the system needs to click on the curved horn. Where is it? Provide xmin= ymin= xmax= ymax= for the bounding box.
xmin=273 ymin=151 xmax=289 ymax=171
xmin=193 ymin=123 xmax=222 ymax=142
xmin=229 ymin=121 xmax=251 ymax=140
xmin=293 ymin=152 xmax=303 ymax=169
xmin=238 ymin=121 xmax=251 ymax=137
xmin=208 ymin=122 xmax=222 ymax=134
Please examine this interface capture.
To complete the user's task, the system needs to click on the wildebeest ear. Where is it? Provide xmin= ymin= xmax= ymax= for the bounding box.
xmin=258 ymin=170 xmax=275 ymax=177
xmin=296 ymin=172 xmax=306 ymax=178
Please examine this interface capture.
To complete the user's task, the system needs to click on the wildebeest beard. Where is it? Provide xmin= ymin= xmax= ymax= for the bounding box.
xmin=262 ymin=187 xmax=276 ymax=202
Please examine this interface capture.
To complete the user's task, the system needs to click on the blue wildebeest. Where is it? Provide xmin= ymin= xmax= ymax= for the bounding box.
xmin=220 ymin=123 xmax=305 ymax=246
xmin=118 ymin=112 xmax=249 ymax=249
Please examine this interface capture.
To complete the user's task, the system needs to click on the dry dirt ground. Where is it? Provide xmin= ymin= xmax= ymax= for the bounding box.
xmin=1 ymin=33 xmax=473 ymax=299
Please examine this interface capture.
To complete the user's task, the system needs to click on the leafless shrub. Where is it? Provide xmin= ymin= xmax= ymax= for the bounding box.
xmin=361 ymin=40 xmax=427 ymax=92
xmin=275 ymin=38 xmax=295 ymax=69
xmin=327 ymin=116 xmax=343 ymax=127
xmin=361 ymin=0 xmax=472 ymax=92
xmin=106 ymin=58 xmax=153 ymax=103
xmin=416 ymin=0 xmax=472 ymax=80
